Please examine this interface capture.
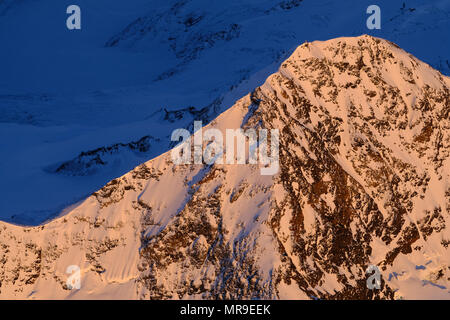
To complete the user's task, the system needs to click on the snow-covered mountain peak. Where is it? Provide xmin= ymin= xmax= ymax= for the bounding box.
xmin=2 ymin=1 xmax=450 ymax=224
xmin=0 ymin=36 xmax=448 ymax=300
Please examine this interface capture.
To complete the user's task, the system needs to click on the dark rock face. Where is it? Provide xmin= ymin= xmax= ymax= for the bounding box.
xmin=134 ymin=36 xmax=449 ymax=299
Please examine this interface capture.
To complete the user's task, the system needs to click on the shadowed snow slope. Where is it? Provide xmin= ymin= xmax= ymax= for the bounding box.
xmin=0 ymin=36 xmax=448 ymax=299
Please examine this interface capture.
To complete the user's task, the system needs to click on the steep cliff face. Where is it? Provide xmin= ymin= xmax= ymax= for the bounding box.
xmin=0 ymin=35 xmax=448 ymax=299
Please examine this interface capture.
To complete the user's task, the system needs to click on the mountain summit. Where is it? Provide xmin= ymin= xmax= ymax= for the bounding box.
xmin=0 ymin=35 xmax=448 ymax=299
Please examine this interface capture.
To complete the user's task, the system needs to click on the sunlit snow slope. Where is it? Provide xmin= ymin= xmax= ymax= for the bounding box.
xmin=0 ymin=35 xmax=448 ymax=300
